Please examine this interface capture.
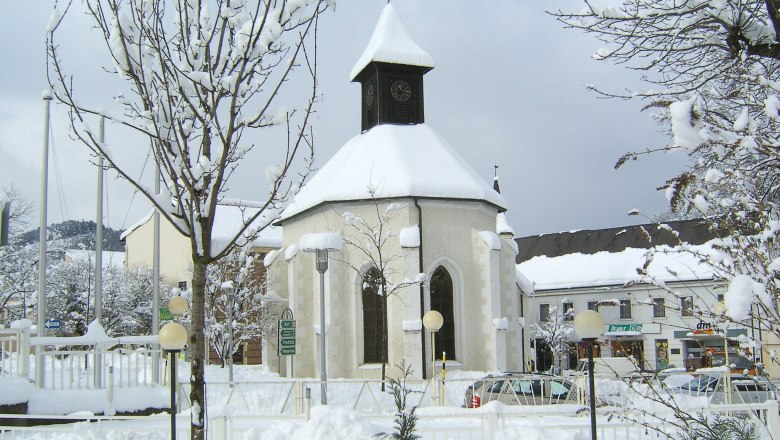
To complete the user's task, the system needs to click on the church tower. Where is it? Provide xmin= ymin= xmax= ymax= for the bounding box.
xmin=350 ymin=5 xmax=434 ymax=131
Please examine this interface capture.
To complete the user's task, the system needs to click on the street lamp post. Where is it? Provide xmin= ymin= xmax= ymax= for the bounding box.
xmin=573 ymin=310 xmax=604 ymax=440
xmin=160 ymin=321 xmax=188 ymax=440
xmin=714 ymin=301 xmax=732 ymax=406
xmin=316 ymin=249 xmax=329 ymax=405
xmin=301 ymin=233 xmax=343 ymax=406
xmin=422 ymin=310 xmax=444 ymax=405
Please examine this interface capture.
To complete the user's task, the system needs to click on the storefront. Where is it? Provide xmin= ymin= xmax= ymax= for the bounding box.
xmin=603 ymin=323 xmax=660 ymax=371
xmin=674 ymin=326 xmax=751 ymax=372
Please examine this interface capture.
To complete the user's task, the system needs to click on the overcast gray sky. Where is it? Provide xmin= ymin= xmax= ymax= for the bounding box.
xmin=0 ymin=1 xmax=687 ymax=237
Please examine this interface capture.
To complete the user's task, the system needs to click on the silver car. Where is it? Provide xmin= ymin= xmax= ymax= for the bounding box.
xmin=668 ymin=373 xmax=777 ymax=404
xmin=464 ymin=373 xmax=579 ymax=408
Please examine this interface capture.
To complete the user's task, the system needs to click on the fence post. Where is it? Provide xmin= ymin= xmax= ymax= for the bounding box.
xmin=765 ymin=400 xmax=780 ymax=437
xmin=487 ymin=412 xmax=498 ymax=438
xmin=20 ymin=327 xmax=30 ymax=379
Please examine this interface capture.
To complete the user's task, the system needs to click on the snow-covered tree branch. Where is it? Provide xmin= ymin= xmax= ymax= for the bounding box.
xmin=46 ymin=1 xmax=332 ymax=437
xmin=553 ymin=0 xmax=780 ymax=368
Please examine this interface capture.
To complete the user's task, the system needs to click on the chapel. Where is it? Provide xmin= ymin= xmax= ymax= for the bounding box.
xmin=265 ymin=4 xmax=522 ymax=380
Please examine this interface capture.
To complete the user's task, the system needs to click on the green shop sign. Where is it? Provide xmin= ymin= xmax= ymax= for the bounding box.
xmin=607 ymin=323 xmax=643 ymax=333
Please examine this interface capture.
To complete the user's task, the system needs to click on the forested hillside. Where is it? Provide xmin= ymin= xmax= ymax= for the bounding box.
xmin=18 ymin=220 xmax=125 ymax=251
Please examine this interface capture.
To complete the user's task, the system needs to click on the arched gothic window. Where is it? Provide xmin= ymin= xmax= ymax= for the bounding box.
xmin=430 ymin=266 xmax=455 ymax=360
xmin=362 ymin=267 xmax=384 ymax=364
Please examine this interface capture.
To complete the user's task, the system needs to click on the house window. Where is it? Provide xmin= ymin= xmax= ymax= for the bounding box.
xmin=653 ymin=298 xmax=666 ymax=318
xmin=562 ymin=302 xmax=574 ymax=321
xmin=681 ymin=297 xmax=694 ymax=316
xmin=539 ymin=303 xmax=550 ymax=322
xmin=362 ymin=267 xmax=384 ymax=364
xmin=587 ymin=301 xmax=599 ymax=312
xmin=619 ymin=299 xmax=632 ymax=319
xmin=430 ymin=266 xmax=455 ymax=360
xmin=178 ymin=281 xmax=188 ymax=291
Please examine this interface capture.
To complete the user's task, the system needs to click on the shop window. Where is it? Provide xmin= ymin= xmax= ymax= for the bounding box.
xmin=653 ymin=298 xmax=666 ymax=318
xmin=681 ymin=297 xmax=694 ymax=316
xmin=619 ymin=299 xmax=632 ymax=319
xmin=562 ymin=302 xmax=574 ymax=321
xmin=539 ymin=303 xmax=550 ymax=322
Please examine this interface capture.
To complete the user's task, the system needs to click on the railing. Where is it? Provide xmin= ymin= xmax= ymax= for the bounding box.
xmin=35 ymin=347 xmax=163 ymax=390
xmin=2 ymin=401 xmax=777 ymax=440
xmin=0 ymin=327 xmax=30 ymax=379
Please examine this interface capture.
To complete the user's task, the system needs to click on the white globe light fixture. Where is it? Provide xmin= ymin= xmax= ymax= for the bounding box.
xmin=159 ymin=321 xmax=188 ymax=440
xmin=422 ymin=310 xmax=444 ymax=405
xmin=573 ymin=310 xmax=604 ymax=440
xmin=159 ymin=322 xmax=188 ymax=351
xmin=168 ymin=296 xmax=189 ymax=317
xmin=422 ymin=310 xmax=444 ymax=332
xmin=573 ymin=310 xmax=604 ymax=340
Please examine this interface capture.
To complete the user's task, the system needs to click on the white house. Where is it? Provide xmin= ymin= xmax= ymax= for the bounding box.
xmin=265 ymin=4 xmax=522 ymax=380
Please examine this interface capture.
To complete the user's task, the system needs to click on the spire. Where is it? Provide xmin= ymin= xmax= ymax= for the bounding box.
xmin=350 ymin=4 xmax=434 ymax=81
xmin=493 ymin=165 xmax=501 ymax=193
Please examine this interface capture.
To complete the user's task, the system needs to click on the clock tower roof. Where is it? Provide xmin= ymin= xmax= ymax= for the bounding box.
xmin=350 ymin=4 xmax=434 ymax=81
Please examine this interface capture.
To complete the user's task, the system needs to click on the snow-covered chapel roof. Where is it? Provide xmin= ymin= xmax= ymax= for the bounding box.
xmin=279 ymin=124 xmax=508 ymax=221
xmin=350 ymin=4 xmax=434 ymax=80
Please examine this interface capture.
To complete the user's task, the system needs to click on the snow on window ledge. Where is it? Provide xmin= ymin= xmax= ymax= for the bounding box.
xmin=403 ymin=319 xmax=422 ymax=332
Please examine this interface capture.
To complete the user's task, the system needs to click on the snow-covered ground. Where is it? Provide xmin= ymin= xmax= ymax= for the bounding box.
xmin=1 ymin=361 xmax=777 ymax=439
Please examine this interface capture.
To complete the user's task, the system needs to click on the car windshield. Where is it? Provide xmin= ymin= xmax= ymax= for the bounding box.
xmin=710 ymin=353 xmax=753 ymax=369
xmin=681 ymin=375 xmax=718 ymax=391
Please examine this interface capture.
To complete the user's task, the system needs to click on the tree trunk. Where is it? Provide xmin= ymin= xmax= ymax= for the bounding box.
xmin=189 ymin=257 xmax=208 ymax=440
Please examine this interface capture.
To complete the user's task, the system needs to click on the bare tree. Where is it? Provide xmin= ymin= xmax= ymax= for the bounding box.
xmin=46 ymin=1 xmax=331 ymax=436
xmin=205 ymin=247 xmax=274 ymax=366
xmin=532 ymin=300 xmax=576 ymax=373
xmin=338 ymin=194 xmax=427 ymax=389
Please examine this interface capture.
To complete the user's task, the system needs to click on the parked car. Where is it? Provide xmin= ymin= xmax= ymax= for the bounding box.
xmin=464 ymin=373 xmax=579 ymax=408
xmin=667 ymin=373 xmax=777 ymax=404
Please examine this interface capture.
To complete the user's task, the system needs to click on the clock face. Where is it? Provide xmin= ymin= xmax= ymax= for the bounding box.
xmin=365 ymin=83 xmax=374 ymax=106
xmin=390 ymin=79 xmax=412 ymax=102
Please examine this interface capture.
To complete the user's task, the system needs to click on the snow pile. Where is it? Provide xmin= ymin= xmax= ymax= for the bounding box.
xmin=299 ymin=232 xmax=343 ymax=252
xmin=256 ymin=406 xmax=378 ymax=440
xmin=399 ymin=225 xmax=420 ymax=248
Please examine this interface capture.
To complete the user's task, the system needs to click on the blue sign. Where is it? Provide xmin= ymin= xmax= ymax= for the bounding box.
xmin=44 ymin=319 xmax=61 ymax=330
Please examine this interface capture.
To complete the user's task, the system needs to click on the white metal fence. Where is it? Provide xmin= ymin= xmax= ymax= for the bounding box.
xmin=0 ymin=328 xmax=29 ymax=379
xmin=1 ymin=401 xmax=777 ymax=440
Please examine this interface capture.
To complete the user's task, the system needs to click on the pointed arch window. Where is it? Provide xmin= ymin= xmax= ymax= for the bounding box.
xmin=362 ymin=267 xmax=384 ymax=364
xmin=430 ymin=266 xmax=455 ymax=360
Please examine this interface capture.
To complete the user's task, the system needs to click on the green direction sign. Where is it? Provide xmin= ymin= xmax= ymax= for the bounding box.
xmin=159 ymin=307 xmax=174 ymax=321
xmin=280 ymin=338 xmax=296 ymax=347
xmin=278 ymin=319 xmax=296 ymax=356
